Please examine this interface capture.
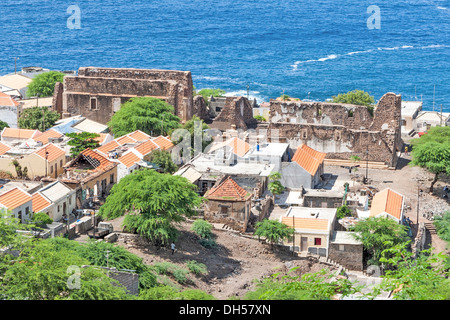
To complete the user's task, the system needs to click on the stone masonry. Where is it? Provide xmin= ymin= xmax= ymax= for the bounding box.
xmin=265 ymin=92 xmax=402 ymax=167
xmin=53 ymin=67 xmax=194 ymax=124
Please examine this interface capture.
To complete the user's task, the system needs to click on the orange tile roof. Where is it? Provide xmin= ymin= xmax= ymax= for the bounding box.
xmin=0 ymin=92 xmax=19 ymax=107
xmin=118 ymin=151 xmax=141 ymax=168
xmin=0 ymin=187 xmax=32 ymax=210
xmin=205 ymin=176 xmax=252 ymax=201
xmin=35 ymin=143 xmax=66 ymax=162
xmin=33 ymin=129 xmax=63 ymax=144
xmin=282 ymin=216 xmax=329 ymax=231
xmin=227 ymin=137 xmax=250 ymax=157
xmin=78 ymin=148 xmax=115 ymax=172
xmin=128 ymin=130 xmax=151 ymax=142
xmin=370 ymin=188 xmax=404 ymax=220
xmin=134 ymin=140 xmax=159 ymax=157
xmin=93 ymin=133 xmax=109 ymax=145
xmin=116 ymin=135 xmax=136 ymax=145
xmin=0 ymin=141 xmax=11 ymax=155
xmin=152 ymin=136 xmax=174 ymax=150
xmin=1 ymin=128 xmax=41 ymax=139
xmin=32 ymin=192 xmax=52 ymax=213
xmin=96 ymin=140 xmax=120 ymax=155
xmin=292 ymin=144 xmax=326 ymax=175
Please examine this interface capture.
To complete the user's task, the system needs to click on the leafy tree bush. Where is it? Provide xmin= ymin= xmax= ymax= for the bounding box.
xmin=18 ymin=107 xmax=60 ymax=131
xmin=336 ymin=205 xmax=352 ymax=219
xmin=186 ymin=260 xmax=208 ymax=276
xmin=66 ymin=132 xmax=100 ymax=157
xmin=198 ymin=238 xmax=217 ymax=249
xmin=350 ymin=216 xmax=409 ymax=265
xmin=108 ymin=97 xmax=181 ymax=137
xmin=151 ymin=262 xmax=190 ymax=284
xmin=268 ymin=172 xmax=284 ymax=196
xmin=32 ymin=212 xmax=53 ymax=227
xmin=254 ymin=219 xmax=294 ymax=250
xmin=99 ymin=170 xmax=204 ymax=245
xmin=147 ymin=149 xmax=178 ymax=174
xmin=410 ymin=126 xmax=450 ymax=192
xmin=26 ymin=71 xmax=65 ymax=97
xmin=0 ymin=120 xmax=9 ymax=131
xmin=254 ymin=115 xmax=266 ymax=122
xmin=331 ymin=89 xmax=375 ymax=107
xmin=197 ymin=88 xmax=225 ymax=105
xmin=191 ymin=219 xmax=213 ymax=239
xmin=434 ymin=211 xmax=450 ymax=243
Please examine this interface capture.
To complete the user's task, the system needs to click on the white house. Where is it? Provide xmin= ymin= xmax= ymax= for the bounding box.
xmin=0 ymin=186 xmax=33 ymax=223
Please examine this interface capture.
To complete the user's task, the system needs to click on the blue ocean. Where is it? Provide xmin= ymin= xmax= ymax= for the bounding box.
xmin=1 ymin=0 xmax=449 ymax=110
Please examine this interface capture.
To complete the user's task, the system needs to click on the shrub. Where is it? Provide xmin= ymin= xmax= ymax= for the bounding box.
xmin=336 ymin=205 xmax=352 ymax=219
xmin=198 ymin=238 xmax=217 ymax=249
xmin=186 ymin=260 xmax=208 ymax=276
xmin=191 ymin=219 xmax=213 ymax=239
xmin=152 ymin=262 xmax=190 ymax=284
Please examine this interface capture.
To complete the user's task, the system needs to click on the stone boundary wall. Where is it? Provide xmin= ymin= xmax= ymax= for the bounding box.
xmin=412 ymin=222 xmax=427 ymax=257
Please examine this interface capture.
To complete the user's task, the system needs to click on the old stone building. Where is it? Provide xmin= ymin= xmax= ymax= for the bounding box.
xmin=266 ymin=92 xmax=402 ymax=167
xmin=209 ymin=96 xmax=258 ymax=131
xmin=53 ymin=67 xmax=194 ymax=125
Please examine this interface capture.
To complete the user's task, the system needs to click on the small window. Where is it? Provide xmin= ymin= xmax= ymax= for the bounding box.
xmin=60 ymin=160 xmax=63 ymax=167
xmin=314 ymin=238 xmax=321 ymax=246
xmin=339 ymin=244 xmax=345 ymax=251
xmin=50 ymin=165 xmax=53 ymax=173
xmin=334 ymin=131 xmax=341 ymax=141
xmin=90 ymin=97 xmax=98 ymax=110
xmin=25 ymin=207 xmax=30 ymax=215
xmin=301 ymin=129 xmax=307 ymax=139
xmin=110 ymin=173 xmax=114 ymax=184
xmin=221 ymin=206 xmax=228 ymax=214
xmin=58 ymin=205 xmax=60 ymax=212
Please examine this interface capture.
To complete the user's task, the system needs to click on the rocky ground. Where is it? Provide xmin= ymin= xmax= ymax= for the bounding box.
xmin=87 ymin=153 xmax=448 ymax=300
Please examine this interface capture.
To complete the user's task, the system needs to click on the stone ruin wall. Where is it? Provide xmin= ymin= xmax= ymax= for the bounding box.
xmin=267 ymin=93 xmax=402 ymax=167
xmin=212 ymin=96 xmax=257 ymax=131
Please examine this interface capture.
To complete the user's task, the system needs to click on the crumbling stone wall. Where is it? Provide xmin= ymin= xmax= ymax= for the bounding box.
xmin=57 ymin=67 xmax=194 ymax=124
xmin=211 ymin=96 xmax=257 ymax=131
xmin=203 ymin=199 xmax=250 ymax=233
xmin=52 ymin=82 xmax=64 ymax=115
xmin=328 ymin=243 xmax=364 ymax=271
xmin=193 ymin=95 xmax=209 ymax=121
xmin=266 ymin=93 xmax=402 ymax=167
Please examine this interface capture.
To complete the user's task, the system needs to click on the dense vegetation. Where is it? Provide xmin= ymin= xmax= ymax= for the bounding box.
xmin=18 ymin=107 xmax=60 ymax=131
xmin=66 ymin=132 xmax=100 ymax=157
xmin=26 ymin=71 xmax=65 ymax=97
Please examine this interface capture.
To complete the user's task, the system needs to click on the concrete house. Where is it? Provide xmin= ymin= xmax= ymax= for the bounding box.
xmin=0 ymin=128 xmax=41 ymax=144
xmin=280 ymin=144 xmax=326 ymax=189
xmin=369 ymin=188 xmax=405 ymax=223
xmin=204 ymin=176 xmax=253 ymax=232
xmin=0 ymin=92 xmax=21 ymax=129
xmin=281 ymin=206 xmax=337 ymax=257
xmin=60 ymin=148 xmax=118 ymax=208
xmin=328 ymin=231 xmax=364 ymax=271
xmin=32 ymin=181 xmax=76 ymax=222
xmin=0 ymin=186 xmax=33 ymax=223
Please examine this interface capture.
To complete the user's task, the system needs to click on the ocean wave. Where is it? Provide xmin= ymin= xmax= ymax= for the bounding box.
xmin=437 ymin=6 xmax=448 ymax=10
xmin=291 ymin=44 xmax=448 ymax=71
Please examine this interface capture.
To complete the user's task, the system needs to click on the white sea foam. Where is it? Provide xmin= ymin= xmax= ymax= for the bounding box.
xmin=291 ymin=44 xmax=447 ymax=71
xmin=437 ymin=6 xmax=448 ymax=10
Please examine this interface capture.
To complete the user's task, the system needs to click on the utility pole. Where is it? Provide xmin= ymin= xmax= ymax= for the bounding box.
xmin=364 ymin=146 xmax=369 ymax=184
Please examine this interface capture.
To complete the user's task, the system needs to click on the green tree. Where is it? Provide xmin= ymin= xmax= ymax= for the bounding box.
xmin=268 ymin=172 xmax=284 ymax=196
xmin=26 ymin=71 xmax=65 ymax=97
xmin=254 ymin=219 xmax=294 ymax=250
xmin=332 ymin=89 xmax=375 ymax=107
xmin=434 ymin=211 xmax=450 ymax=244
xmin=244 ymin=268 xmax=358 ymax=300
xmin=336 ymin=205 xmax=352 ymax=219
xmin=147 ymin=149 xmax=178 ymax=174
xmin=410 ymin=126 xmax=450 ymax=193
xmin=18 ymin=107 xmax=60 ymax=131
xmin=108 ymin=97 xmax=181 ymax=137
xmin=374 ymin=243 xmax=450 ymax=300
xmin=350 ymin=216 xmax=409 ymax=265
xmin=197 ymin=88 xmax=225 ymax=105
xmin=32 ymin=212 xmax=53 ymax=228
xmin=66 ymin=132 xmax=100 ymax=157
xmin=191 ymin=219 xmax=213 ymax=239
xmin=0 ymin=120 xmax=9 ymax=131
xmin=0 ymin=238 xmax=131 ymax=300
xmin=98 ymin=169 xmax=204 ymax=245
xmin=254 ymin=115 xmax=266 ymax=122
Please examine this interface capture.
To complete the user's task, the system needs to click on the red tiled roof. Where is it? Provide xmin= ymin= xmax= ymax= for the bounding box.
xmin=35 ymin=143 xmax=66 ymax=162
xmin=205 ymin=176 xmax=251 ymax=201
xmin=116 ymin=135 xmax=136 ymax=145
xmin=227 ymin=137 xmax=250 ymax=157
xmin=0 ymin=92 xmax=19 ymax=107
xmin=78 ymin=148 xmax=115 ymax=172
xmin=0 ymin=187 xmax=32 ymax=210
xmin=93 ymin=133 xmax=110 ymax=145
xmin=32 ymin=192 xmax=51 ymax=213
xmin=134 ymin=140 xmax=159 ymax=157
xmin=118 ymin=151 xmax=141 ymax=168
xmin=370 ymin=188 xmax=404 ymax=220
xmin=128 ymin=130 xmax=151 ymax=142
xmin=1 ymin=128 xmax=41 ymax=139
xmin=96 ymin=140 xmax=120 ymax=155
xmin=292 ymin=144 xmax=326 ymax=175
xmin=282 ymin=216 xmax=329 ymax=231
xmin=33 ymin=129 xmax=63 ymax=144
xmin=0 ymin=141 xmax=11 ymax=155
xmin=152 ymin=136 xmax=174 ymax=150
